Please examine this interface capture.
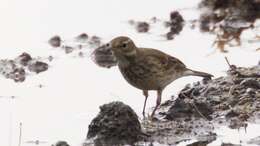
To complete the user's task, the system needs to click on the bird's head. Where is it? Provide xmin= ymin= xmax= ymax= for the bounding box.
xmin=108 ymin=36 xmax=137 ymax=60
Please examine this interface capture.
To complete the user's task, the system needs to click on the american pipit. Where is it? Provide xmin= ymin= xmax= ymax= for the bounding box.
xmin=109 ymin=36 xmax=213 ymax=117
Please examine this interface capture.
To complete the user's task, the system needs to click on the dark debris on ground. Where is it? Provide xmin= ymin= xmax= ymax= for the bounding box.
xmin=0 ymin=52 xmax=49 ymax=82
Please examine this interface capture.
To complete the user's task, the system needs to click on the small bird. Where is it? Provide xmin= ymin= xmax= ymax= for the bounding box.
xmin=109 ymin=36 xmax=213 ymax=117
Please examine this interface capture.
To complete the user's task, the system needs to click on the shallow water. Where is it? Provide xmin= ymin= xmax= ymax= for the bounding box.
xmin=0 ymin=0 xmax=259 ymax=146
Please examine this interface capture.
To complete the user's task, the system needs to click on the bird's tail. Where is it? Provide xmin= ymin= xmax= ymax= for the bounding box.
xmin=184 ymin=69 xmax=213 ymax=78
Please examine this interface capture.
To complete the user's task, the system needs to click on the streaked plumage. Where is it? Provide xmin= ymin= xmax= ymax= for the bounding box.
xmin=109 ymin=36 xmax=213 ymax=118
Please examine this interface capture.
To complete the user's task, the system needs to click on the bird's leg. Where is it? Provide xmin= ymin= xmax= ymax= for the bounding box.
xmin=151 ymin=89 xmax=162 ymax=118
xmin=142 ymin=90 xmax=148 ymax=117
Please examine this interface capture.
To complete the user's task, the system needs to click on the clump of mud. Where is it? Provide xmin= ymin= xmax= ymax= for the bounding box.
xmin=164 ymin=11 xmax=185 ymax=40
xmin=86 ymin=101 xmax=147 ymax=146
xmin=52 ymin=141 xmax=70 ymax=146
xmin=198 ymin=0 xmax=260 ymax=52
xmin=128 ymin=10 xmax=185 ymax=40
xmin=49 ymin=35 xmax=62 ymax=48
xmin=141 ymin=63 xmax=259 ymax=145
xmin=48 ymin=34 xmax=103 ymax=56
xmin=128 ymin=20 xmax=151 ymax=33
xmin=76 ymin=33 xmax=89 ymax=42
xmin=163 ymin=64 xmax=259 ymax=126
xmin=136 ymin=22 xmax=150 ymax=33
xmin=91 ymin=44 xmax=118 ymax=68
xmin=0 ymin=52 xmax=49 ymax=82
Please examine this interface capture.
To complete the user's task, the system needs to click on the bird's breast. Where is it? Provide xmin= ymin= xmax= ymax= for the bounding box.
xmin=118 ymin=62 xmax=170 ymax=90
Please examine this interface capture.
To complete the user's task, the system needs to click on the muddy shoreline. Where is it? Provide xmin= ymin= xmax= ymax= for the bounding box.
xmin=86 ymin=63 xmax=260 ymax=146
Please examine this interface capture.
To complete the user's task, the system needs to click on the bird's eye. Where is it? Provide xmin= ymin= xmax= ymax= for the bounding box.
xmin=122 ymin=43 xmax=127 ymax=48
xmin=106 ymin=43 xmax=110 ymax=47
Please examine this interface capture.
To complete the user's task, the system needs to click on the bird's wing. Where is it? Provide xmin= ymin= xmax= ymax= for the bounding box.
xmin=140 ymin=48 xmax=186 ymax=70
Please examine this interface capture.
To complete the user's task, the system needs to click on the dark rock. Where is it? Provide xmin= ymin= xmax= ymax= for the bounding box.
xmin=78 ymin=52 xmax=84 ymax=57
xmin=170 ymin=11 xmax=184 ymax=22
xmin=10 ymin=68 xmax=26 ymax=82
xmin=164 ymin=11 xmax=184 ymax=40
xmin=166 ymin=31 xmax=175 ymax=40
xmin=16 ymin=52 xmax=32 ymax=66
xmin=62 ymin=46 xmax=74 ymax=54
xmin=48 ymin=56 xmax=54 ymax=62
xmin=28 ymin=61 xmax=48 ymax=73
xmin=0 ymin=54 xmax=51 ymax=82
xmin=87 ymin=101 xmax=146 ymax=146
xmin=136 ymin=22 xmax=150 ymax=33
xmin=150 ymin=17 xmax=158 ymax=23
xmin=91 ymin=44 xmax=117 ymax=68
xmin=49 ymin=35 xmax=62 ymax=48
xmin=76 ymin=33 xmax=88 ymax=41
xmin=53 ymin=141 xmax=70 ymax=146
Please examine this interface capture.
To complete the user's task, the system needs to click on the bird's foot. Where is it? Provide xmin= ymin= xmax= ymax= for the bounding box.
xmin=147 ymin=114 xmax=159 ymax=121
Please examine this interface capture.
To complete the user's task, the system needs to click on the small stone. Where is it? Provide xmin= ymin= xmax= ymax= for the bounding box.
xmin=48 ymin=56 xmax=54 ymax=62
xmin=136 ymin=22 xmax=150 ymax=33
xmin=166 ymin=31 xmax=175 ymax=40
xmin=150 ymin=17 xmax=158 ymax=23
xmin=76 ymin=33 xmax=88 ymax=41
xmin=11 ymin=68 xmax=26 ymax=82
xmin=16 ymin=52 xmax=32 ymax=66
xmin=28 ymin=61 xmax=48 ymax=74
xmin=78 ymin=52 xmax=84 ymax=57
xmin=91 ymin=44 xmax=117 ymax=68
xmin=170 ymin=11 xmax=184 ymax=22
xmin=167 ymin=11 xmax=184 ymax=35
xmin=49 ymin=35 xmax=61 ymax=48
xmin=53 ymin=141 xmax=70 ymax=146
xmin=63 ymin=46 xmax=74 ymax=54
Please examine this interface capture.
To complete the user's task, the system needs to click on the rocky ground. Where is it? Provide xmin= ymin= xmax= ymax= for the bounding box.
xmin=143 ymin=62 xmax=260 ymax=145
xmin=0 ymin=52 xmax=49 ymax=82
xmin=0 ymin=33 xmax=105 ymax=82
xmin=85 ymin=62 xmax=260 ymax=146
